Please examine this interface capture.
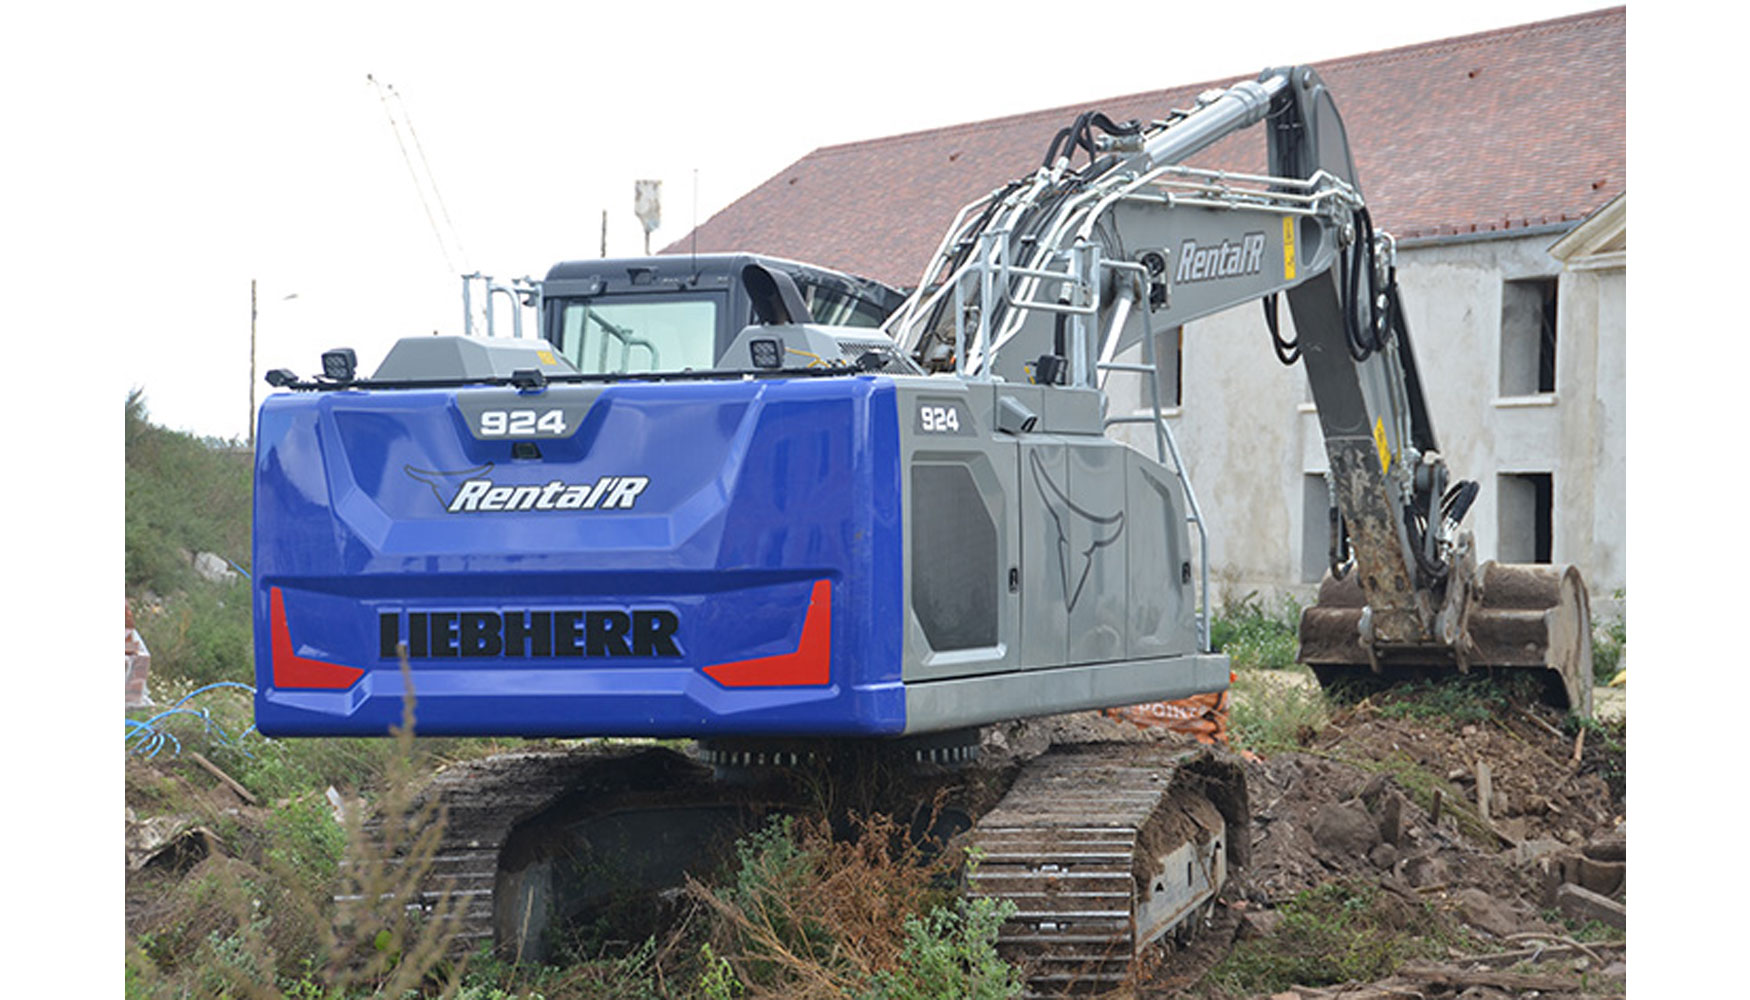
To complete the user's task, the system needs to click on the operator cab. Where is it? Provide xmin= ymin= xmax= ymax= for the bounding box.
xmin=540 ymin=253 xmax=907 ymax=375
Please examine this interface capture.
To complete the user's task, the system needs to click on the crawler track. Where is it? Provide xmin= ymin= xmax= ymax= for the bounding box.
xmin=967 ymin=744 xmax=1248 ymax=997
xmin=354 ymin=735 xmax=1246 ymax=990
xmin=355 ymin=747 xmax=751 ymax=958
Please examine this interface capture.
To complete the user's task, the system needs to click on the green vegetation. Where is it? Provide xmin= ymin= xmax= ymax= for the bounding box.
xmin=859 ymin=895 xmax=1021 ymax=1000
xmin=126 ymin=389 xmax=253 ymax=595
xmin=1210 ymin=591 xmax=1301 ymax=670
xmin=691 ymin=814 xmax=1022 ymax=1000
xmin=1565 ymin=712 xmax=1627 ymax=802
xmin=1357 ymin=750 xmax=1501 ymax=848
xmin=1591 ymin=590 xmax=1625 ymax=684
xmin=127 ymin=389 xmax=257 ymax=694
xmin=1227 ymin=667 xmax=1329 ymax=754
xmin=1368 ymin=672 xmax=1544 ymax=725
xmin=1203 ymin=879 xmax=1449 ymax=994
xmin=1212 ymin=593 xmax=1331 ymax=754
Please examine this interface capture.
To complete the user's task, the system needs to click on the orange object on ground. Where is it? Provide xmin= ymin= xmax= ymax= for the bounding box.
xmin=1102 ymin=690 xmax=1229 ymax=744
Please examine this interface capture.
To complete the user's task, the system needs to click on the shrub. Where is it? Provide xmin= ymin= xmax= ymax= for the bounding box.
xmin=859 ymin=895 xmax=1022 ymax=1000
xmin=1591 ymin=591 xmax=1626 ymax=684
xmin=1370 ymin=672 xmax=1542 ymax=725
xmin=125 ymin=663 xmax=474 ymax=999
xmin=136 ymin=577 xmax=255 ymax=689
xmin=1211 ymin=592 xmax=1301 ymax=670
xmin=694 ymin=813 xmax=1020 ymax=1000
xmin=1228 ymin=668 xmax=1330 ymax=753
xmin=1205 ymin=879 xmax=1446 ymax=993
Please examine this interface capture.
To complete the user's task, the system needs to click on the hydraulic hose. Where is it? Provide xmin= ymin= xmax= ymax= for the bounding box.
xmin=1263 ymin=294 xmax=1300 ymax=365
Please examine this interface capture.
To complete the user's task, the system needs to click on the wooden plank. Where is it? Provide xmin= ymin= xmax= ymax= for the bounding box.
xmin=188 ymin=751 xmax=258 ymax=806
xmin=1475 ymin=759 xmax=1493 ymax=823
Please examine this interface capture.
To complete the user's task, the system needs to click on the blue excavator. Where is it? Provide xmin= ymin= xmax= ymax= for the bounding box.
xmin=253 ymin=66 xmax=1589 ymax=992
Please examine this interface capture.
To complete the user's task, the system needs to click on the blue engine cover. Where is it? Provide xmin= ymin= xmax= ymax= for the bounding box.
xmin=252 ymin=376 xmax=905 ymax=738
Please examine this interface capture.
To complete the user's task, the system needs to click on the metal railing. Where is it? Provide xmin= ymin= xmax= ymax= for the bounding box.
xmin=462 ymin=273 xmax=543 ymax=339
xmin=945 ymin=238 xmax=1216 ymax=651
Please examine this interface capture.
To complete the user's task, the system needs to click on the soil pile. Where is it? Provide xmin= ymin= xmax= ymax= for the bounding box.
xmin=1129 ymin=692 xmax=1627 ymax=999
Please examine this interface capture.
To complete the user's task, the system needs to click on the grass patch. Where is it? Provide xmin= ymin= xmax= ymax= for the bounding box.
xmin=1591 ymin=590 xmax=1625 ymax=684
xmin=1363 ymin=752 xmax=1500 ymax=848
xmin=1565 ymin=713 xmax=1627 ymax=804
xmin=1228 ymin=667 xmax=1330 ymax=754
xmin=126 ymin=666 xmax=529 ymax=1000
xmin=136 ymin=577 xmax=254 ymax=689
xmin=126 ymin=388 xmax=253 ymax=595
xmin=1364 ymin=672 xmax=1543 ymax=726
xmin=1204 ymin=879 xmax=1447 ymax=994
xmin=1210 ymin=592 xmax=1301 ymax=670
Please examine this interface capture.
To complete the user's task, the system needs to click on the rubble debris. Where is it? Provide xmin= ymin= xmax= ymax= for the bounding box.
xmin=126 ymin=811 xmax=221 ymax=874
xmin=1555 ymin=882 xmax=1626 ymax=932
xmin=192 ymin=550 xmax=240 ymax=584
xmin=1452 ymin=886 xmax=1522 ymax=939
xmin=125 ymin=601 xmax=153 ymax=709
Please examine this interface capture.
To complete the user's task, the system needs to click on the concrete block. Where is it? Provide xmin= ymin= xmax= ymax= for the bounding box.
xmin=1555 ymin=882 xmax=1625 ymax=931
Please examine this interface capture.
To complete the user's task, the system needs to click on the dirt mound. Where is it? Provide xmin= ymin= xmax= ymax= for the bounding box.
xmin=1141 ymin=694 xmax=1627 ymax=999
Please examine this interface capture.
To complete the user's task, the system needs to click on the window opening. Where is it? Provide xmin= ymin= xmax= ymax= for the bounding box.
xmin=1155 ymin=325 xmax=1183 ymax=408
xmin=1499 ymin=277 xmax=1558 ymax=395
xmin=1497 ymin=472 xmax=1553 ymax=564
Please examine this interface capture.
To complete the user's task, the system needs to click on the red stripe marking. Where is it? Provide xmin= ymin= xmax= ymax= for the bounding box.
xmin=270 ymin=587 xmax=365 ymax=690
xmin=702 ymin=579 xmax=832 ymax=687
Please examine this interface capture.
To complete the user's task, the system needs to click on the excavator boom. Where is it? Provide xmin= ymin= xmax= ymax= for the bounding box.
xmin=888 ymin=65 xmax=1593 ymax=715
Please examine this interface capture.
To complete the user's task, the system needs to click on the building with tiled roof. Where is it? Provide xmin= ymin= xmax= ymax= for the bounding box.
xmin=672 ymin=8 xmax=1627 ymax=611
xmin=673 ymin=8 xmax=1623 ymax=288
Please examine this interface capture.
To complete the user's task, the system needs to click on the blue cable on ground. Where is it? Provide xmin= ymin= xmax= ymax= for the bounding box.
xmin=126 ymin=681 xmax=259 ymax=759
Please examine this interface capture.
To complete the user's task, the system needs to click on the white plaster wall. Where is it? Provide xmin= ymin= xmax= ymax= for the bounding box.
xmin=1106 ymin=229 xmax=1625 ymax=608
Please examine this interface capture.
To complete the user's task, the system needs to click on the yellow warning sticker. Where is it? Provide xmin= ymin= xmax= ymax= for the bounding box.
xmin=1373 ymin=417 xmax=1391 ymax=474
xmin=537 ymin=350 xmax=556 ymax=365
xmin=1282 ymin=215 xmax=1297 ymax=281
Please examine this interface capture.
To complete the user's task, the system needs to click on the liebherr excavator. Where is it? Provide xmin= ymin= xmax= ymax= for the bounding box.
xmin=253 ymin=65 xmax=1589 ymax=995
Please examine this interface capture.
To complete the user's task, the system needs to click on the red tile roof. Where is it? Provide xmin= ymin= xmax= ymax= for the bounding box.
xmin=666 ymin=8 xmax=1625 ymax=288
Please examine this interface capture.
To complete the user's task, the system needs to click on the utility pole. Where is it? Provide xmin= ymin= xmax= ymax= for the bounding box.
xmin=250 ymin=282 xmax=298 ymax=450
xmin=601 ymin=210 xmax=608 ymax=258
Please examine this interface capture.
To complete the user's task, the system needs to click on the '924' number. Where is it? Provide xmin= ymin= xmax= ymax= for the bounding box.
xmin=479 ymin=409 xmax=567 ymax=437
xmin=919 ymin=405 xmax=961 ymax=433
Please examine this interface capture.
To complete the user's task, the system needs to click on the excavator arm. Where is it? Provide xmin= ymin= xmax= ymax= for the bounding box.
xmin=888 ymin=65 xmax=1592 ymax=713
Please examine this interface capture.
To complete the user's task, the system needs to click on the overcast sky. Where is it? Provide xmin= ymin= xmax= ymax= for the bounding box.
xmin=7 ymin=0 xmax=1622 ymax=441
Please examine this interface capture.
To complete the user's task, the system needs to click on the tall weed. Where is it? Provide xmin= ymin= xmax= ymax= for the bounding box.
xmin=693 ymin=813 xmax=1020 ymax=1000
xmin=1211 ymin=592 xmax=1301 ymax=670
xmin=1228 ymin=669 xmax=1330 ymax=753
xmin=1204 ymin=879 xmax=1446 ymax=993
xmin=1591 ymin=590 xmax=1625 ymax=683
